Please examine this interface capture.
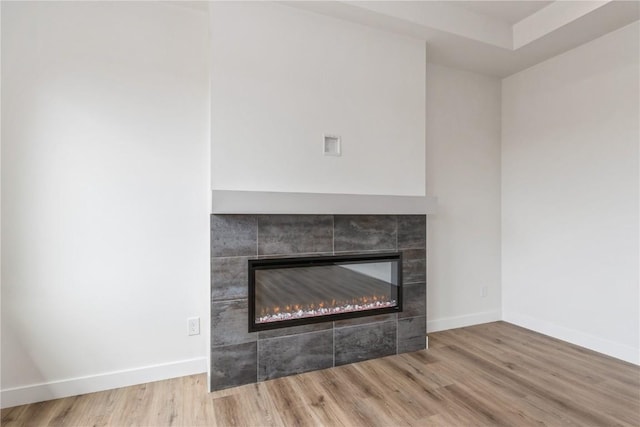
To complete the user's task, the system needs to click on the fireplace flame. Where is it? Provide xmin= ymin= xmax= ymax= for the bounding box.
xmin=257 ymin=294 xmax=396 ymax=323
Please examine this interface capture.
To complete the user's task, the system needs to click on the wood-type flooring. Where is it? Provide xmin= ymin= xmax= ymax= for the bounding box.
xmin=2 ymin=321 xmax=639 ymax=426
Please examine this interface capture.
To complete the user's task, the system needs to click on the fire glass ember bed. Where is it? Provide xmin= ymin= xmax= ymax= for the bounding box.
xmin=248 ymin=252 xmax=402 ymax=332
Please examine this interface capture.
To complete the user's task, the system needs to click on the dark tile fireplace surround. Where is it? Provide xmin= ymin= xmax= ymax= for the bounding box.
xmin=210 ymin=214 xmax=427 ymax=391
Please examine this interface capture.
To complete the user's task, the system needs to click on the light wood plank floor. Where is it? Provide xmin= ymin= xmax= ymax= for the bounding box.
xmin=3 ymin=322 xmax=639 ymax=426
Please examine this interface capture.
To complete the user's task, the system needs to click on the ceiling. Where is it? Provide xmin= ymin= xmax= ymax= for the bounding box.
xmin=450 ymin=1 xmax=553 ymax=25
xmin=286 ymin=1 xmax=640 ymax=77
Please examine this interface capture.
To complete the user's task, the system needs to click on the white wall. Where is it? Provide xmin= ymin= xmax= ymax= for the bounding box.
xmin=425 ymin=63 xmax=502 ymax=332
xmin=502 ymin=22 xmax=639 ymax=364
xmin=210 ymin=2 xmax=426 ymax=196
xmin=1 ymin=2 xmax=210 ymax=407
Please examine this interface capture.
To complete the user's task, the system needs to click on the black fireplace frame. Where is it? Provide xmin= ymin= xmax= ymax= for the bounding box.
xmin=248 ymin=252 xmax=403 ymax=332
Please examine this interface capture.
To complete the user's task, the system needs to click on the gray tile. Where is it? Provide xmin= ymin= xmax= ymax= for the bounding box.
xmin=211 ymin=299 xmax=256 ymax=346
xmin=258 ymin=330 xmax=333 ymax=381
xmin=258 ymin=215 xmax=333 ymax=255
xmin=399 ymin=282 xmax=426 ymax=319
xmin=402 ymin=248 xmax=426 ymax=284
xmin=211 ymin=257 xmax=249 ymax=301
xmin=329 ymin=249 xmax=395 ymax=257
xmin=397 ymin=215 xmax=426 ymax=250
xmin=256 ymin=252 xmax=333 ymax=260
xmin=334 ymin=321 xmax=396 ymax=366
xmin=211 ymin=215 xmax=257 ymax=257
xmin=210 ymin=342 xmax=257 ymax=391
xmin=334 ymin=313 xmax=397 ymax=328
xmin=398 ymin=316 xmax=427 ymax=353
xmin=334 ymin=215 xmax=397 ymax=252
xmin=258 ymin=321 xmax=332 ymax=339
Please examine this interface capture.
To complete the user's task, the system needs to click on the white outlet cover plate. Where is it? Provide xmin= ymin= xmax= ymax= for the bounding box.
xmin=188 ymin=317 xmax=200 ymax=336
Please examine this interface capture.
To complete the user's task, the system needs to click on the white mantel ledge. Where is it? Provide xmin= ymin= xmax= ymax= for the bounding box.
xmin=211 ymin=190 xmax=437 ymax=215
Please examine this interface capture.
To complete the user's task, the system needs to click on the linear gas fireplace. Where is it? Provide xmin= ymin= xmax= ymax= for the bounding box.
xmin=248 ymin=252 xmax=402 ymax=332
xmin=210 ymin=213 xmax=426 ymax=391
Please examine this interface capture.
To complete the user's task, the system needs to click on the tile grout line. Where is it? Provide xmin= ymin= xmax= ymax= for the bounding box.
xmin=253 ymin=216 xmax=269 ymax=381
xmin=332 ymin=322 xmax=336 ymax=367
xmin=332 ymin=215 xmax=335 ymax=255
xmin=395 ymin=215 xmax=399 ymax=354
xmin=332 ymin=215 xmax=336 ymax=367
xmin=256 ymin=215 xmax=259 ymax=256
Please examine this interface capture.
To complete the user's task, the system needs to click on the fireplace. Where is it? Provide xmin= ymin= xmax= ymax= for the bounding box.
xmin=210 ymin=214 xmax=426 ymax=391
xmin=248 ymin=252 xmax=402 ymax=332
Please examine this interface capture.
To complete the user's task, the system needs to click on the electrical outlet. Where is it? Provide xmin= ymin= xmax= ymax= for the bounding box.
xmin=481 ymin=286 xmax=488 ymax=298
xmin=188 ymin=317 xmax=200 ymax=336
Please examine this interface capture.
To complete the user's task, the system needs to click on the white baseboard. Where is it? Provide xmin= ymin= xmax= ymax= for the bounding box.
xmin=0 ymin=357 xmax=207 ymax=409
xmin=427 ymin=310 xmax=501 ymax=333
xmin=503 ymin=312 xmax=640 ymax=365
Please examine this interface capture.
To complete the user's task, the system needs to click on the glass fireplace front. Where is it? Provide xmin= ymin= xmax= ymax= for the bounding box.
xmin=248 ymin=252 xmax=402 ymax=332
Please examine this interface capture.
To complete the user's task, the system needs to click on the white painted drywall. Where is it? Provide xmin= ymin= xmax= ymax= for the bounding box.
xmin=1 ymin=1 xmax=210 ymax=407
xmin=425 ymin=63 xmax=502 ymax=332
xmin=210 ymin=2 xmax=426 ymax=196
xmin=502 ymin=22 xmax=639 ymax=364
